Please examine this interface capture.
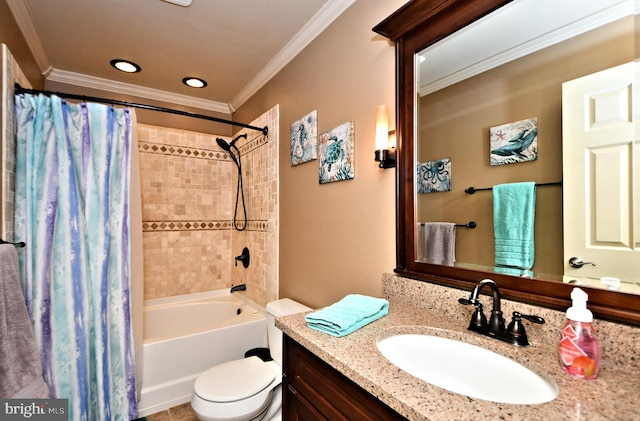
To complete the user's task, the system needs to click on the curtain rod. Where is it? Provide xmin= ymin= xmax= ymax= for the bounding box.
xmin=14 ymin=83 xmax=268 ymax=136
xmin=464 ymin=182 xmax=562 ymax=194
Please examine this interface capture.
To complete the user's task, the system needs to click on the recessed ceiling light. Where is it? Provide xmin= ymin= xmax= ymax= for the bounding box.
xmin=182 ymin=77 xmax=207 ymax=88
xmin=110 ymin=59 xmax=141 ymax=73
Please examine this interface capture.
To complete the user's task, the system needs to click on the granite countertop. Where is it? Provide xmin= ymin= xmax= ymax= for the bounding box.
xmin=276 ymin=276 xmax=639 ymax=421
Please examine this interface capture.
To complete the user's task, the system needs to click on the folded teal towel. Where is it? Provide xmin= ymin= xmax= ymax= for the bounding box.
xmin=305 ymin=294 xmax=389 ymax=337
xmin=493 ymin=182 xmax=536 ymax=270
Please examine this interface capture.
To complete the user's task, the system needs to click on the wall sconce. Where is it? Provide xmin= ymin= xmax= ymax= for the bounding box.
xmin=374 ymin=105 xmax=396 ymax=169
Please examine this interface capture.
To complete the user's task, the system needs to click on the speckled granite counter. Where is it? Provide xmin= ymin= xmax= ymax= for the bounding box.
xmin=276 ymin=274 xmax=640 ymax=421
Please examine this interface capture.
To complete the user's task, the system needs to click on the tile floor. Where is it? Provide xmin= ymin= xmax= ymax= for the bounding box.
xmin=145 ymin=403 xmax=197 ymax=421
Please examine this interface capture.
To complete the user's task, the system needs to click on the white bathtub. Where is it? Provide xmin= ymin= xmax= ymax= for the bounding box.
xmin=136 ymin=290 xmax=267 ymax=417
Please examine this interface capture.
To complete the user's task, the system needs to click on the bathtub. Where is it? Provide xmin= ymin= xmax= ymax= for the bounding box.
xmin=136 ymin=290 xmax=267 ymax=417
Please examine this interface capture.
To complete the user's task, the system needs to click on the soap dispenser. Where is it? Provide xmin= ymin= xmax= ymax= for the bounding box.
xmin=558 ymin=287 xmax=600 ymax=379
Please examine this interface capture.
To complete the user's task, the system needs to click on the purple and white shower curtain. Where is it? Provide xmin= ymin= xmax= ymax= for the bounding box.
xmin=13 ymin=93 xmax=137 ymax=421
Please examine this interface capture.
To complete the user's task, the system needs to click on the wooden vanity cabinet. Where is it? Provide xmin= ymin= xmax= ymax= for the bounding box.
xmin=282 ymin=334 xmax=406 ymax=421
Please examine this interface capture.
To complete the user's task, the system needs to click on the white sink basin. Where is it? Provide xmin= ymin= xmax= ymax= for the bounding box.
xmin=376 ymin=333 xmax=559 ymax=405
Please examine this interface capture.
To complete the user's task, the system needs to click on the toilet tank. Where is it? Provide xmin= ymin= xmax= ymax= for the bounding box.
xmin=265 ymin=298 xmax=311 ymax=365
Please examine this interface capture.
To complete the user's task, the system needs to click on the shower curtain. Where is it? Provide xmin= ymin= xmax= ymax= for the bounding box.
xmin=13 ymin=93 xmax=137 ymax=421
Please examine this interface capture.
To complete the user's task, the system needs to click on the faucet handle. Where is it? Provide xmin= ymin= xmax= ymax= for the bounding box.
xmin=458 ymin=297 xmax=475 ymax=306
xmin=506 ymin=312 xmax=528 ymax=346
xmin=459 ymin=296 xmax=488 ymax=330
xmin=470 ymin=302 xmax=488 ymax=330
xmin=506 ymin=312 xmax=545 ymax=347
xmin=235 ymin=247 xmax=250 ymax=268
xmin=520 ymin=313 xmax=545 ymax=324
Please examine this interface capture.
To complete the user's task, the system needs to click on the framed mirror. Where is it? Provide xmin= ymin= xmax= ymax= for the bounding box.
xmin=374 ymin=0 xmax=640 ymax=325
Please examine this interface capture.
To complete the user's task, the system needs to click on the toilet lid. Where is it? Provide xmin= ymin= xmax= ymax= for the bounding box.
xmin=195 ymin=356 xmax=275 ymax=403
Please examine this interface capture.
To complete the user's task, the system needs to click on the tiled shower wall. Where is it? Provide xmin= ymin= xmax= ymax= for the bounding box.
xmin=231 ymin=106 xmax=279 ymax=306
xmin=138 ymin=105 xmax=279 ymax=307
xmin=1 ymin=44 xmax=31 ymax=239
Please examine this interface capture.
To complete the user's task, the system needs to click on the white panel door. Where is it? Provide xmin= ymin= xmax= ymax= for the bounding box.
xmin=562 ymin=61 xmax=639 ymax=290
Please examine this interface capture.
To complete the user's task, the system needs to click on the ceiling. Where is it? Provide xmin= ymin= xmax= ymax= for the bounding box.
xmin=416 ymin=0 xmax=633 ymax=96
xmin=7 ymin=0 xmax=356 ymax=114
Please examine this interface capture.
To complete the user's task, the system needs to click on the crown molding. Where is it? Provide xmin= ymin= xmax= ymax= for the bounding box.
xmin=6 ymin=0 xmax=50 ymax=73
xmin=46 ymin=68 xmax=232 ymax=114
xmin=229 ymin=0 xmax=356 ymax=111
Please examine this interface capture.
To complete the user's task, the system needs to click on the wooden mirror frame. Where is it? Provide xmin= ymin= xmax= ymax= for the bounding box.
xmin=373 ymin=0 xmax=640 ymax=326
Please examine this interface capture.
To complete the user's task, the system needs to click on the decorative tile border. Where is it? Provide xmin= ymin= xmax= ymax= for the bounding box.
xmin=143 ymin=219 xmax=269 ymax=232
xmin=138 ymin=134 xmax=269 ymax=161
xmin=138 ymin=140 xmax=229 ymax=161
xmin=237 ymin=134 xmax=269 ymax=156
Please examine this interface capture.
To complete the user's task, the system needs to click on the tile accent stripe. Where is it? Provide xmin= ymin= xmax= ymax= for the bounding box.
xmin=138 ymin=134 xmax=268 ymax=160
xmin=143 ymin=220 xmax=269 ymax=232
xmin=139 ymin=140 xmax=229 ymax=161
xmin=237 ymin=134 xmax=269 ymax=156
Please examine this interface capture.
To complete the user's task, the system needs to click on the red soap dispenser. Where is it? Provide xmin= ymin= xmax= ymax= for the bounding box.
xmin=559 ymin=287 xmax=600 ymax=379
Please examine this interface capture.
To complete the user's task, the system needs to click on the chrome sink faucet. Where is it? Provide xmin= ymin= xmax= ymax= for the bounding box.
xmin=459 ymin=279 xmax=545 ymax=347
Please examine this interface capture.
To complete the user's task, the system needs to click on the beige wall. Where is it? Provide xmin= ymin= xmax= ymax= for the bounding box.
xmin=233 ymin=0 xmax=405 ymax=308
xmin=0 ymin=2 xmax=42 ymax=89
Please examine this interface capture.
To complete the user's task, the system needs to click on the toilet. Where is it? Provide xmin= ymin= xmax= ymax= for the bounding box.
xmin=191 ymin=298 xmax=310 ymax=421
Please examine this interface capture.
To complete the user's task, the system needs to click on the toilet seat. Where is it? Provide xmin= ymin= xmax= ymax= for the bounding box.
xmin=191 ymin=357 xmax=282 ymax=421
xmin=195 ymin=356 xmax=275 ymax=402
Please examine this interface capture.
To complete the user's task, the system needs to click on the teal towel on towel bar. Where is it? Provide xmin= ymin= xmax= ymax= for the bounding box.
xmin=305 ymin=294 xmax=389 ymax=337
xmin=493 ymin=265 xmax=534 ymax=278
xmin=493 ymin=182 xmax=536 ymax=270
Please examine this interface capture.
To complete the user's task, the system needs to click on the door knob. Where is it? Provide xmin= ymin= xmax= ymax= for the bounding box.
xmin=568 ymin=257 xmax=596 ymax=268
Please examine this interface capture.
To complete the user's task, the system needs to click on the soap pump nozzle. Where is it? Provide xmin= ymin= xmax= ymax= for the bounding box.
xmin=566 ymin=287 xmax=593 ymax=323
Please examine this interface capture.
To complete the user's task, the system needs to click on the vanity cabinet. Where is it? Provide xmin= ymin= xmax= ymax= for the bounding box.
xmin=282 ymin=334 xmax=406 ymax=421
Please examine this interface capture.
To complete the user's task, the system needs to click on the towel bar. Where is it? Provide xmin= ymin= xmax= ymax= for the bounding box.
xmin=0 ymin=239 xmax=26 ymax=247
xmin=456 ymin=221 xmax=477 ymax=229
xmin=418 ymin=222 xmax=476 ymax=229
xmin=465 ymin=182 xmax=561 ymax=194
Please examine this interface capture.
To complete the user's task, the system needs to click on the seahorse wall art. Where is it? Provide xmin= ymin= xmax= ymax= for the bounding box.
xmin=290 ymin=110 xmax=318 ymax=166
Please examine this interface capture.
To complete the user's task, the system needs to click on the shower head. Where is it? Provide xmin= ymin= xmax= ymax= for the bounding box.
xmin=216 ymin=134 xmax=247 ymax=168
xmin=216 ymin=137 xmax=232 ymax=152
xmin=216 ymin=133 xmax=247 ymax=152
